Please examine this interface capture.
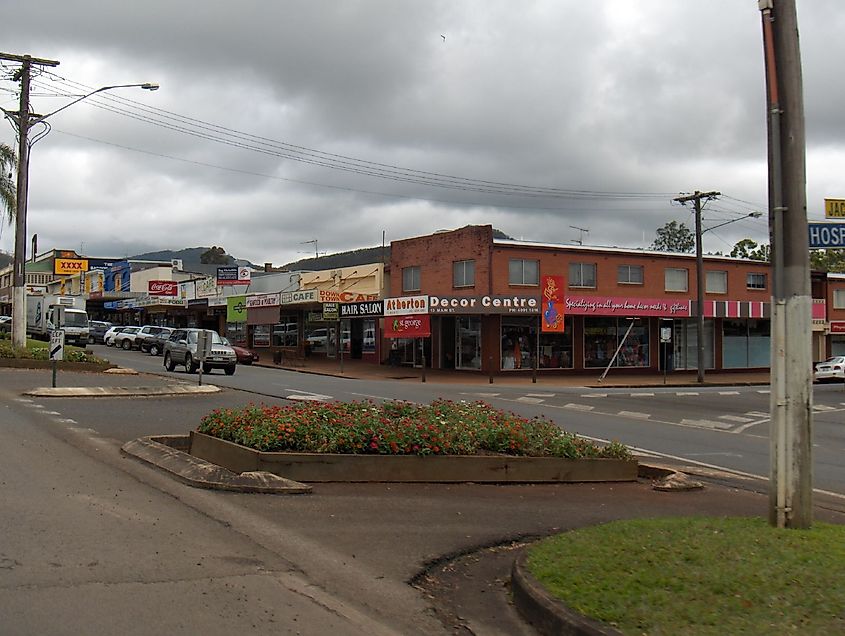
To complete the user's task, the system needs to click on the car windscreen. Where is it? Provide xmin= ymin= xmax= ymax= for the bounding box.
xmin=63 ymin=312 xmax=89 ymax=328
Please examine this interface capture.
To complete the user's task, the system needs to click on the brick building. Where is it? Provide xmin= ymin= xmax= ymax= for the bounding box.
xmin=387 ymin=225 xmax=830 ymax=376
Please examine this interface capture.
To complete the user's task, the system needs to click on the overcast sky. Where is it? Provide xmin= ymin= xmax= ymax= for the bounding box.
xmin=1 ymin=1 xmax=841 ymax=266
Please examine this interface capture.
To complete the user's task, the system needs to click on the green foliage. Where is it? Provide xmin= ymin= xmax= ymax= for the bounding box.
xmin=730 ymin=238 xmax=770 ymax=261
xmin=0 ymin=334 xmax=105 ymax=363
xmin=0 ymin=142 xmax=16 ymax=227
xmin=527 ymin=516 xmax=845 ymax=635
xmin=651 ymin=221 xmax=695 ymax=253
xmin=198 ymin=399 xmax=630 ymax=459
xmin=810 ymin=249 xmax=845 ymax=273
xmin=200 ymin=246 xmax=230 ymax=264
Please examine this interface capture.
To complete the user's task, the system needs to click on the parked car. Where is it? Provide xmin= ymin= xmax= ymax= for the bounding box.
xmin=137 ymin=326 xmax=172 ymax=353
xmin=223 ymin=338 xmax=259 ymax=364
xmin=143 ymin=327 xmax=174 ymax=356
xmin=103 ymin=326 xmax=129 ymax=346
xmin=163 ymin=328 xmax=237 ymax=375
xmin=88 ymin=320 xmax=113 ymax=344
xmin=814 ymin=356 xmax=845 ymax=383
xmin=0 ymin=315 xmax=11 ymax=333
xmin=112 ymin=326 xmax=143 ymax=350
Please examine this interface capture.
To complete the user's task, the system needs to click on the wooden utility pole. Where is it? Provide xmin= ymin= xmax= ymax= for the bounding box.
xmin=0 ymin=52 xmax=60 ymax=349
xmin=674 ymin=190 xmax=720 ymax=384
xmin=759 ymin=0 xmax=813 ymax=529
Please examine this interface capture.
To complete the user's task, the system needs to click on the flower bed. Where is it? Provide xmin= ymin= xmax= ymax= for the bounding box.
xmin=197 ymin=399 xmax=630 ymax=460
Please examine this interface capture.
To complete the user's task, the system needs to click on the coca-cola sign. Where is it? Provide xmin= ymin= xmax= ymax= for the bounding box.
xmin=148 ymin=280 xmax=178 ymax=296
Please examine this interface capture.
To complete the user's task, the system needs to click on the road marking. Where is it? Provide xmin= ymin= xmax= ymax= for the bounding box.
xmin=580 ymin=393 xmax=607 ymax=398
xmin=730 ymin=418 xmax=770 ymax=434
xmin=618 ymin=411 xmax=651 ymax=419
xmin=630 ymin=392 xmax=655 ymax=397
xmin=681 ymin=418 xmax=734 ymax=430
xmin=525 ymin=393 xmax=555 ymax=398
xmin=284 ymin=389 xmax=331 ymax=400
xmin=745 ymin=411 xmax=770 ymax=418
xmin=460 ymin=392 xmax=501 ymax=398
xmin=813 ymin=404 xmax=837 ymax=411
xmin=757 ymin=389 xmax=771 ymax=394
xmin=564 ymin=403 xmax=594 ymax=411
xmin=676 ymin=391 xmax=699 ymax=396
xmin=516 ymin=397 xmax=545 ymax=404
xmin=719 ymin=391 xmax=740 ymax=395
xmin=718 ymin=414 xmax=755 ymax=423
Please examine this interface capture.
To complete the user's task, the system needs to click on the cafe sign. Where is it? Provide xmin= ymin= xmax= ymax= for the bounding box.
xmin=428 ymin=295 xmax=539 ymax=315
xmin=281 ymin=289 xmax=319 ymax=304
xmin=319 ymin=289 xmax=379 ymax=303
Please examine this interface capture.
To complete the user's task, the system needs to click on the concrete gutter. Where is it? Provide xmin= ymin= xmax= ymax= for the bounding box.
xmin=24 ymin=384 xmax=221 ymax=397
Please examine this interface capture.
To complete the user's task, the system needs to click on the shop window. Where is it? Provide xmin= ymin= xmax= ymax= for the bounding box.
xmin=402 ymin=266 xmax=421 ymax=292
xmin=501 ymin=318 xmax=535 ymax=370
xmin=723 ymin=319 xmax=770 ymax=368
xmin=671 ymin=319 xmax=715 ymax=370
xmin=747 ymin=273 xmax=767 ymax=290
xmin=665 ymin=268 xmax=688 ymax=292
xmin=226 ymin=322 xmax=247 ymax=344
xmin=453 ymin=260 xmax=475 ymax=288
xmin=584 ymin=317 xmax=649 ymax=368
xmin=272 ymin=315 xmax=298 ymax=347
xmin=362 ymin=318 xmax=376 ymax=353
xmin=253 ymin=324 xmax=271 ymax=347
xmin=508 ymin=259 xmax=539 ymax=286
xmin=456 ymin=316 xmax=482 ymax=369
xmin=706 ymin=271 xmax=727 ymax=294
xmin=617 ymin=265 xmax=643 ymax=285
xmin=569 ymin=263 xmax=596 ymax=288
xmin=833 ymin=289 xmax=845 ymax=309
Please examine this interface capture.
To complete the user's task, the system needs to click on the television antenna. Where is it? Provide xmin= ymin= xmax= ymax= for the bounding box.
xmin=299 ymin=239 xmax=326 ymax=259
xmin=570 ymin=226 xmax=590 ymax=245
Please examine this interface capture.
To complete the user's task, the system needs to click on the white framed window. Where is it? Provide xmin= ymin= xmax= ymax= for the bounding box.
xmin=665 ymin=268 xmax=688 ymax=292
xmin=509 ymin=259 xmax=539 ymax=286
xmin=747 ymin=272 xmax=767 ymax=290
xmin=453 ymin=260 xmax=475 ymax=288
xmin=402 ymin=266 xmax=420 ymax=292
xmin=833 ymin=289 xmax=845 ymax=309
xmin=617 ymin=265 xmax=643 ymax=285
xmin=706 ymin=270 xmax=727 ymax=294
xmin=569 ymin=263 xmax=597 ymax=288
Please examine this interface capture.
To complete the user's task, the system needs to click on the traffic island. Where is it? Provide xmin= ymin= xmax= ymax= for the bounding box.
xmin=187 ymin=430 xmax=638 ymax=483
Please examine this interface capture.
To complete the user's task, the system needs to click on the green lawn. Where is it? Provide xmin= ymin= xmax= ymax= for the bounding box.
xmin=526 ymin=516 xmax=845 ymax=635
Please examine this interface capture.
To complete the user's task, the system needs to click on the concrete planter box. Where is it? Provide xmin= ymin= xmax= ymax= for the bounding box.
xmin=189 ymin=431 xmax=638 ymax=483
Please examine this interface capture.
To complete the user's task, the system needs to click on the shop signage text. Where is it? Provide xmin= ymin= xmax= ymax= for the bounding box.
xmin=429 ymin=295 xmax=539 ymax=314
xmin=340 ymin=300 xmax=384 ymax=317
xmin=246 ymin=293 xmax=280 ymax=308
xmin=54 ymin=258 xmax=88 ymax=275
xmin=281 ymin=289 xmax=318 ymax=304
xmin=319 ymin=290 xmax=379 ymax=303
xmin=217 ymin=266 xmax=251 ymax=286
xmin=565 ymin=296 xmax=690 ymax=317
xmin=384 ymin=314 xmax=431 ymax=338
xmin=808 ymin=222 xmax=845 ymax=249
xmin=830 ymin=321 xmax=845 ymax=334
xmin=322 ymin=302 xmax=339 ymax=320
xmin=148 ymin=280 xmax=178 ymax=296
xmin=385 ymin=296 xmax=429 ymax=316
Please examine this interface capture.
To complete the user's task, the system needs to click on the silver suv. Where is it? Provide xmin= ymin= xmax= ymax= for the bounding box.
xmin=163 ymin=328 xmax=237 ymax=375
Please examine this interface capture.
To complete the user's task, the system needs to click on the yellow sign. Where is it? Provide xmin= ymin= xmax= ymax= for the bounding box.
xmin=54 ymin=258 xmax=89 ymax=275
xmin=825 ymin=198 xmax=845 ymax=218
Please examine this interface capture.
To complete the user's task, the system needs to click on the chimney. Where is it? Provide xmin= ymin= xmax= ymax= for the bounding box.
xmin=31 ymin=233 xmax=37 ymax=262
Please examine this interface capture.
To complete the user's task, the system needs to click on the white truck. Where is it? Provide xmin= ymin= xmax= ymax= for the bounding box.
xmin=26 ymin=294 xmax=90 ymax=346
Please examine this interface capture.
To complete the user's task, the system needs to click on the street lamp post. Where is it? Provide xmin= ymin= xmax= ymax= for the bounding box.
xmin=1 ymin=55 xmax=158 ymax=348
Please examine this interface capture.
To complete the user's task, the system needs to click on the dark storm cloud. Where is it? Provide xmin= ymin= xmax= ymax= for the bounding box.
xmin=0 ymin=1 xmax=839 ymax=264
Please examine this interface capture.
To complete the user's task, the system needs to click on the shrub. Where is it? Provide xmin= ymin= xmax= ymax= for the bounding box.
xmin=198 ymin=399 xmax=630 ymax=459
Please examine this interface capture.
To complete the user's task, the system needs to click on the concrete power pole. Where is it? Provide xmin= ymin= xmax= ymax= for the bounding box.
xmin=759 ymin=1 xmax=813 ymax=529
xmin=0 ymin=52 xmax=60 ymax=349
xmin=674 ymin=190 xmax=720 ymax=385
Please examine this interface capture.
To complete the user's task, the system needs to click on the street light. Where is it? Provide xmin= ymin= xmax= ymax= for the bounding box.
xmin=4 ymin=74 xmax=158 ymax=349
xmin=695 ymin=207 xmax=763 ymax=383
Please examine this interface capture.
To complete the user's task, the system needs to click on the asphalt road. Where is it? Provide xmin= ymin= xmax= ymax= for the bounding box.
xmin=90 ymin=344 xmax=845 ymax=499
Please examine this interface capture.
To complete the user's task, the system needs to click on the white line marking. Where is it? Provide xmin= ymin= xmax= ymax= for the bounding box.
xmin=516 ymin=397 xmax=545 ymax=404
xmin=525 ymin=393 xmax=555 ymax=398
xmin=731 ymin=418 xmax=770 ymax=434
xmin=580 ymin=393 xmax=607 ymax=398
xmin=618 ymin=411 xmax=651 ymax=419
xmin=813 ymin=404 xmax=837 ymax=411
xmin=284 ymin=389 xmax=331 ymax=400
xmin=676 ymin=392 xmax=699 ymax=396
xmin=757 ymin=389 xmax=771 ymax=394
xmin=564 ymin=403 xmax=594 ymax=411
xmin=745 ymin=411 xmax=770 ymax=418
xmin=719 ymin=391 xmax=740 ymax=395
xmin=681 ymin=418 xmax=734 ymax=430
xmin=630 ymin=392 xmax=654 ymax=397
xmin=459 ymin=392 xmax=501 ymax=398
xmin=718 ymin=414 xmax=754 ymax=423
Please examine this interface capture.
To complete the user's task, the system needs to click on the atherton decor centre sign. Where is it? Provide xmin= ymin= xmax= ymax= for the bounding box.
xmin=428 ymin=295 xmax=539 ymax=314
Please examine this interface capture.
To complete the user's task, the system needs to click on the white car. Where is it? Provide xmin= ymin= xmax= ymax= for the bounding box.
xmin=814 ymin=356 xmax=845 ymax=383
xmin=103 ymin=326 xmax=129 ymax=346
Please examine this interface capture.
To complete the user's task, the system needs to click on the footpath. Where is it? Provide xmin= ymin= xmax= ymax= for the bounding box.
xmin=5 ymin=362 xmax=842 ymax=634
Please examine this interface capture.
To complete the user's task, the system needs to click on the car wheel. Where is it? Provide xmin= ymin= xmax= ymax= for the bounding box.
xmin=224 ymin=364 xmax=236 ymax=376
xmin=150 ymin=344 xmax=160 ymax=356
xmin=185 ymin=353 xmax=197 ymax=373
xmin=121 ymin=339 xmax=132 ymax=350
xmin=202 ymin=363 xmax=213 ymax=374
xmin=164 ymin=352 xmax=176 ymax=372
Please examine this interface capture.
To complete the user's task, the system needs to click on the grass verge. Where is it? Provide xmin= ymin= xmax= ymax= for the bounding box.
xmin=0 ymin=333 xmax=105 ymax=363
xmin=526 ymin=516 xmax=845 ymax=635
